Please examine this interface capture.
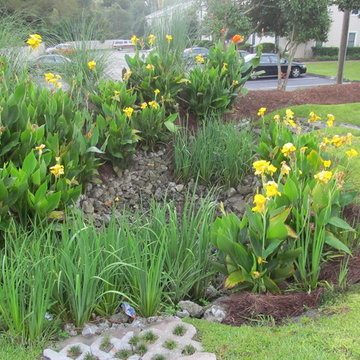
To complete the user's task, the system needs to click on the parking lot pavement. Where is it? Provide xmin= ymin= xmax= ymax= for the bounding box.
xmin=105 ymin=50 xmax=148 ymax=81
xmin=244 ymin=74 xmax=349 ymax=91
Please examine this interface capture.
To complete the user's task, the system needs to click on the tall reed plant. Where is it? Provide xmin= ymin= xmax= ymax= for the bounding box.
xmin=0 ymin=221 xmax=57 ymax=342
xmin=174 ymin=118 xmax=254 ymax=187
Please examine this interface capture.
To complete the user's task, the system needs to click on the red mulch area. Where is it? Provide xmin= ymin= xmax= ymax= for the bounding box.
xmin=221 ymin=249 xmax=360 ymax=326
xmin=228 ymin=83 xmax=360 ymax=120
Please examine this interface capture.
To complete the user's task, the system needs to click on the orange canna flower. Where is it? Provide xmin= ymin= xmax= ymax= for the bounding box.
xmin=232 ymin=34 xmax=243 ymax=43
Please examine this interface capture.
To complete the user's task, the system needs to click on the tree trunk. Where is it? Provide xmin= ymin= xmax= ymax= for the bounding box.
xmin=280 ymin=44 xmax=298 ymax=90
xmin=337 ymin=9 xmax=350 ymax=84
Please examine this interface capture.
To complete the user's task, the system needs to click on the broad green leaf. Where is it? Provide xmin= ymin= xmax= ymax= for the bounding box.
xmin=22 ymin=151 xmax=37 ymax=176
xmin=328 ymin=216 xmax=354 ymax=231
xmin=46 ymin=191 xmax=61 ymax=212
xmin=0 ymin=180 xmax=8 ymax=201
xmin=225 ymin=270 xmax=245 ymax=288
xmin=263 ymin=276 xmax=281 ymax=293
xmin=283 ymin=178 xmax=299 ymax=203
xmin=325 ymin=232 xmax=351 ymax=254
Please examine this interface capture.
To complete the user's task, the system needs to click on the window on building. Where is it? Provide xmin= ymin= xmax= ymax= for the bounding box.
xmin=347 ymin=32 xmax=356 ymax=47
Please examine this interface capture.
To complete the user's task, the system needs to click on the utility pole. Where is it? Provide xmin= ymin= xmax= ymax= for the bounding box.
xmin=337 ymin=9 xmax=350 ymax=84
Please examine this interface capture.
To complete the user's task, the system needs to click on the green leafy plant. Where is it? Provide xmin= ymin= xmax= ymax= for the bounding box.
xmin=67 ymin=345 xmax=82 ymax=359
xmin=115 ymin=349 xmax=132 ymax=359
xmin=142 ymin=331 xmax=158 ymax=343
xmin=163 ymin=339 xmax=177 ymax=350
xmin=100 ymin=334 xmax=113 ymax=353
xmin=182 ymin=345 xmax=196 ymax=355
xmin=173 ymin=325 xmax=186 ymax=336
xmin=84 ymin=353 xmax=99 ymax=360
xmin=136 ymin=343 xmax=147 ymax=356
xmin=174 ymin=118 xmax=253 ymax=187
xmin=181 ymin=42 xmax=260 ymax=119
xmin=153 ymin=355 xmax=166 ymax=360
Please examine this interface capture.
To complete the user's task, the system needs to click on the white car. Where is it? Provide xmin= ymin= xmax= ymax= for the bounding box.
xmin=112 ymin=40 xmax=134 ymax=51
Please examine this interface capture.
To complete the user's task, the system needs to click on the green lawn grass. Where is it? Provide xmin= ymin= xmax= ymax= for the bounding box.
xmin=187 ymin=285 xmax=360 ymax=360
xmin=306 ymin=61 xmax=360 ymax=81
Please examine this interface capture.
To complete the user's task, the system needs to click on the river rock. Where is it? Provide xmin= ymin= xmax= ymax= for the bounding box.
xmin=178 ymin=300 xmax=204 ymax=318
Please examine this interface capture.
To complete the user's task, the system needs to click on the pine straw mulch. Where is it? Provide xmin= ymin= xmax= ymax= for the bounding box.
xmin=221 ymin=248 xmax=360 ymax=326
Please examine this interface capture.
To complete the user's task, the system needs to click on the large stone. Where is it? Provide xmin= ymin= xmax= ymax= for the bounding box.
xmin=110 ymin=312 xmax=129 ymax=323
xmin=203 ymin=305 xmax=227 ymax=323
xmin=178 ymin=301 xmax=203 ymax=318
xmin=236 ymin=185 xmax=253 ymax=195
xmin=82 ymin=323 xmax=99 ymax=336
xmin=227 ymin=195 xmax=246 ymax=213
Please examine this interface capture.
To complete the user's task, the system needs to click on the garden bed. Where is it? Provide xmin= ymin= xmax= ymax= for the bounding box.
xmin=230 ymin=83 xmax=360 ymax=120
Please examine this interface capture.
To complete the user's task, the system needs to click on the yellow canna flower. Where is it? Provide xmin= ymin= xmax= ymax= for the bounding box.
xmin=252 ymin=194 xmax=267 ymax=214
xmin=165 ymin=34 xmax=173 ymax=42
xmin=87 ymin=60 xmax=96 ymax=70
xmin=232 ymin=80 xmax=239 ymax=86
xmin=346 ymin=133 xmax=353 ymax=145
xmin=253 ymin=271 xmax=261 ymax=278
xmin=346 ymin=149 xmax=359 ymax=158
xmin=331 ymin=135 xmax=345 ymax=148
xmin=285 ymin=109 xmax=294 ymax=119
xmin=196 ymin=54 xmax=205 ymax=63
xmin=123 ymin=107 xmax=134 ymax=117
xmin=257 ymin=107 xmax=267 ymax=116
xmin=281 ymin=143 xmax=296 ymax=157
xmin=267 ymin=164 xmax=277 ymax=175
xmin=35 ymin=144 xmax=45 ymax=155
xmin=26 ymin=34 xmax=42 ymax=50
xmin=327 ymin=119 xmax=334 ymax=127
xmin=148 ymin=100 xmax=159 ymax=109
xmin=257 ymin=257 xmax=268 ymax=265
xmin=323 ymin=160 xmax=331 ymax=168
xmin=148 ymin=34 xmax=156 ymax=45
xmin=314 ymin=170 xmax=332 ymax=184
xmin=56 ymin=81 xmax=62 ymax=88
xmin=154 ymin=89 xmax=160 ymax=95
xmin=222 ymin=62 xmax=228 ymax=71
xmin=114 ymin=197 xmax=120 ymax=202
xmin=327 ymin=114 xmax=335 ymax=121
xmin=44 ymin=73 xmax=54 ymax=82
xmin=281 ymin=161 xmax=291 ymax=175
xmin=140 ymin=102 xmax=148 ymax=109
xmin=49 ymin=164 xmax=64 ymax=177
xmin=114 ymin=90 xmax=120 ymax=95
xmin=131 ymin=35 xmax=139 ymax=45
xmin=123 ymin=70 xmax=132 ymax=81
xmin=146 ymin=64 xmax=155 ymax=71
xmin=287 ymin=119 xmax=296 ymax=128
xmin=264 ymin=181 xmax=281 ymax=198
xmin=274 ymin=114 xmax=280 ymax=123
xmin=300 ymin=146 xmax=308 ymax=154
xmin=252 ymin=160 xmax=270 ymax=176
xmin=308 ymin=111 xmax=321 ymax=123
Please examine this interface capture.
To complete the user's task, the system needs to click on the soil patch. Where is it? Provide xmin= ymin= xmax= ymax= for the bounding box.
xmin=229 ymin=83 xmax=360 ymax=120
xmin=221 ymin=248 xmax=360 ymax=326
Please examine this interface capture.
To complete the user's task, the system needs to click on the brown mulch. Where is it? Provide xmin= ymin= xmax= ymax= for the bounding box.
xmin=221 ymin=249 xmax=360 ymax=326
xmin=229 ymin=83 xmax=360 ymax=120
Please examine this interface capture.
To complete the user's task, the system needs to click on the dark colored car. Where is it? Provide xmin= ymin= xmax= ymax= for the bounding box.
xmin=244 ymin=53 xmax=306 ymax=79
xmin=28 ymin=54 xmax=71 ymax=72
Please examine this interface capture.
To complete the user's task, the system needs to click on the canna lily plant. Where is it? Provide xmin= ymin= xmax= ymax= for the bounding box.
xmin=211 ymin=180 xmax=301 ymax=293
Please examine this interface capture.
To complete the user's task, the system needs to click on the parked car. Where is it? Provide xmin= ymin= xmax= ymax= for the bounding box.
xmin=238 ymin=50 xmax=250 ymax=57
xmin=244 ymin=53 xmax=306 ymax=79
xmin=28 ymin=54 xmax=71 ymax=71
xmin=112 ymin=40 xmax=134 ymax=51
xmin=46 ymin=43 xmax=75 ymax=55
xmin=183 ymin=47 xmax=210 ymax=61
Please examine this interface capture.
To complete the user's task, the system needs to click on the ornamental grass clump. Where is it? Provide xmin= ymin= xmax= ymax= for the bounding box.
xmin=174 ymin=118 xmax=253 ymax=187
